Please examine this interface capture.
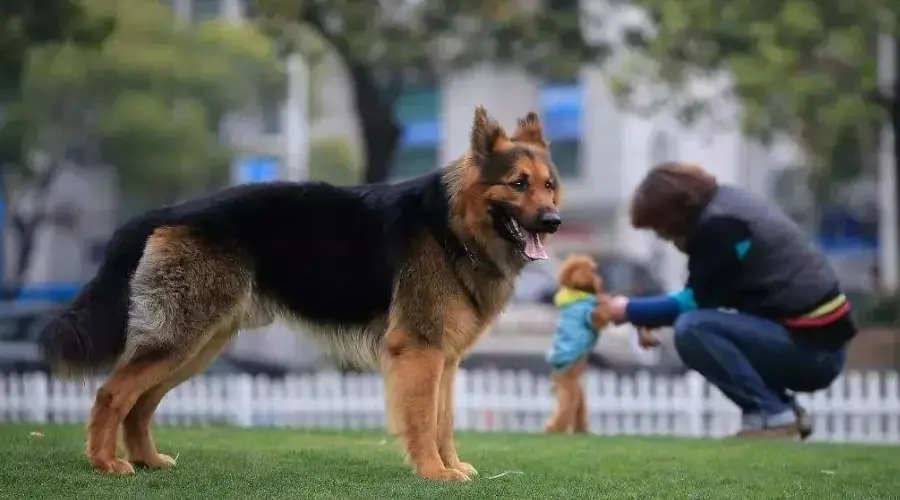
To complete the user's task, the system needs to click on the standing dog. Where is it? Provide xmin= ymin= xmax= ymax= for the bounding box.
xmin=38 ymin=106 xmax=563 ymax=481
xmin=544 ymin=254 xmax=609 ymax=433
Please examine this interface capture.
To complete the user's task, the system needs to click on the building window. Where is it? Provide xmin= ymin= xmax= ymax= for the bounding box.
xmin=190 ymin=0 xmax=221 ymax=22
xmin=540 ymin=81 xmax=582 ymax=178
xmin=390 ymin=87 xmax=440 ymax=180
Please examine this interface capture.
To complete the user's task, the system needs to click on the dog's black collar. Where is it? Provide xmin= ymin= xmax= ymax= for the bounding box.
xmin=461 ymin=242 xmax=498 ymax=275
xmin=439 ymin=233 xmax=495 ymax=316
xmin=442 ymin=231 xmax=497 ymax=276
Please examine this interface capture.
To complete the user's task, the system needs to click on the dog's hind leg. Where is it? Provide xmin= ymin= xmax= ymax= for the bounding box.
xmin=383 ymin=329 xmax=467 ymax=481
xmin=572 ymin=360 xmax=589 ymax=433
xmin=544 ymin=372 xmax=571 ymax=433
xmin=87 ymin=357 xmax=184 ymax=475
xmin=122 ymin=321 xmax=238 ymax=469
xmin=544 ymin=359 xmax=586 ymax=433
xmin=573 ymin=388 xmax=588 ymax=433
xmin=85 ymin=226 xmax=250 ymax=475
xmin=572 ymin=376 xmax=588 ymax=434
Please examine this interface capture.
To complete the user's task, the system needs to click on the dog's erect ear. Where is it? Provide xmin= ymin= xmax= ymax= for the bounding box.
xmin=512 ymin=111 xmax=548 ymax=148
xmin=471 ymin=105 xmax=508 ymax=163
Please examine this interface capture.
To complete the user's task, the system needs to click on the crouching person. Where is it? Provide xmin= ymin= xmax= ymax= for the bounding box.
xmin=604 ymin=162 xmax=856 ymax=439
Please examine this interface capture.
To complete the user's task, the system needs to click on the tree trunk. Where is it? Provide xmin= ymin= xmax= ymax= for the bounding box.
xmin=892 ymin=35 xmax=900 ymax=295
xmin=1 ymin=214 xmax=41 ymax=300
xmin=301 ymin=7 xmax=403 ymax=184
xmin=345 ymin=61 xmax=402 ymax=184
xmin=893 ymin=37 xmax=900 ymax=355
xmin=0 ymin=161 xmax=60 ymax=300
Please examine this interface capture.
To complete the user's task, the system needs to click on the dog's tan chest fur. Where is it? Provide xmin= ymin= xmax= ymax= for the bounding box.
xmin=390 ymin=234 xmax=517 ymax=359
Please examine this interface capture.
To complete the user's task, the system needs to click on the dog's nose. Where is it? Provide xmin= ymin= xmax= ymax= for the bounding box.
xmin=537 ymin=210 xmax=562 ymax=233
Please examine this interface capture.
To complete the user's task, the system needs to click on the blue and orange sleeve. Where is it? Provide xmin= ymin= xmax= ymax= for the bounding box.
xmin=625 ymin=288 xmax=698 ymax=328
xmin=626 ymin=216 xmax=752 ymax=327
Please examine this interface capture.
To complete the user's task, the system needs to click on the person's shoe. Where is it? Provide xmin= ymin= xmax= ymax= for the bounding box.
xmin=732 ymin=423 xmax=801 ymax=439
xmin=790 ymin=400 xmax=814 ymax=441
xmin=732 ymin=404 xmax=811 ymax=441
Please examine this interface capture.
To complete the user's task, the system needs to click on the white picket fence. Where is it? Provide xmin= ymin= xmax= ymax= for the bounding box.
xmin=2 ymin=369 xmax=899 ymax=444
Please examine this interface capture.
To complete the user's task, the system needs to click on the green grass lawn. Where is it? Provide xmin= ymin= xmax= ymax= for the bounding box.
xmin=2 ymin=423 xmax=899 ymax=499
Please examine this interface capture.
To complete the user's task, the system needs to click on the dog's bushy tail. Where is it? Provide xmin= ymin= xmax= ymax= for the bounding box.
xmin=38 ymin=214 xmax=162 ymax=377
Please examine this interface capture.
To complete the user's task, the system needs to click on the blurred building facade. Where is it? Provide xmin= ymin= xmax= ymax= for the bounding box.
xmin=2 ymin=0 xmax=880 ymax=372
xmin=6 ymin=0 xmax=824 ymax=292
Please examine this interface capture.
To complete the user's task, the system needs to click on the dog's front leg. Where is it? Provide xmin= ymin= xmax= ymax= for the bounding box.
xmin=437 ymin=357 xmax=477 ymax=478
xmin=383 ymin=329 xmax=469 ymax=481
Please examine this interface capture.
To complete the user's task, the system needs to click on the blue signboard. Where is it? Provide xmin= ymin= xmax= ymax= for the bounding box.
xmin=402 ymin=121 xmax=440 ymax=148
xmin=397 ymin=83 xmax=584 ymax=149
xmin=233 ymin=155 xmax=280 ymax=185
xmin=816 ymin=207 xmax=878 ymax=254
xmin=540 ymin=83 xmax=582 ymax=141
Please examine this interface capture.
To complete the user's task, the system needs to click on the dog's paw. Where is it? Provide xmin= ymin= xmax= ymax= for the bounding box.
xmin=131 ymin=453 xmax=177 ymax=469
xmin=451 ymin=461 xmax=478 ymax=478
xmin=91 ymin=457 xmax=136 ymax=476
xmin=543 ymin=420 xmax=569 ymax=433
xmin=417 ymin=466 xmax=472 ymax=482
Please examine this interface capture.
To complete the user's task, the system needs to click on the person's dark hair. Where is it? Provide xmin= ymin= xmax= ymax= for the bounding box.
xmin=629 ymin=162 xmax=719 ymax=238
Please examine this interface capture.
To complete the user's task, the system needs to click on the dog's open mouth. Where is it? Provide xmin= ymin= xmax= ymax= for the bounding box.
xmin=506 ymin=218 xmax=549 ymax=261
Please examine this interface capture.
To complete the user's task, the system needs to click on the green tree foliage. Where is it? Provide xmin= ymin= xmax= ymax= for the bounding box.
xmin=612 ymin=0 xmax=897 ymax=173
xmin=0 ymin=0 xmax=283 ymax=296
xmin=253 ymin=0 xmax=607 ymax=182
xmin=308 ymin=137 xmax=361 ymax=186
xmin=611 ymin=1 xmax=900 ymax=287
xmin=0 ymin=0 xmax=114 ymax=98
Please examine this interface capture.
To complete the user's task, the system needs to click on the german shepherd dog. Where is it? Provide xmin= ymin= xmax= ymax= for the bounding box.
xmin=38 ymin=106 xmax=562 ymax=481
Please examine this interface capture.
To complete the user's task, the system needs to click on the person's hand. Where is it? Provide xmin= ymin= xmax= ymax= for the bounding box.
xmin=604 ymin=295 xmax=629 ymax=324
xmin=589 ymin=294 xmax=613 ymax=330
xmin=636 ymin=327 xmax=661 ymax=349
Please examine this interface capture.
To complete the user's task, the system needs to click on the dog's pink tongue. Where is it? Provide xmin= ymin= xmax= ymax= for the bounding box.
xmin=524 ymin=232 xmax=549 ymax=260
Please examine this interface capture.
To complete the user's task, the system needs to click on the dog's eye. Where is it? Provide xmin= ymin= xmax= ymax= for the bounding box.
xmin=545 ymin=181 xmax=555 ymax=191
xmin=510 ymin=180 xmax=528 ymax=192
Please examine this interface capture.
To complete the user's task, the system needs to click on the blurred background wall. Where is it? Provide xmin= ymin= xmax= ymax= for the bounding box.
xmin=0 ymin=0 xmax=895 ymax=376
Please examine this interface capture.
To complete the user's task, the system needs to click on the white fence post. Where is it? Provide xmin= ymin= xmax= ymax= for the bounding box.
xmin=455 ymin=369 xmax=470 ymax=430
xmin=229 ymin=374 xmax=254 ymax=427
xmin=1 ymin=369 xmax=898 ymax=444
xmin=684 ymin=371 xmax=706 ymax=437
xmin=25 ymin=372 xmax=49 ymax=424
